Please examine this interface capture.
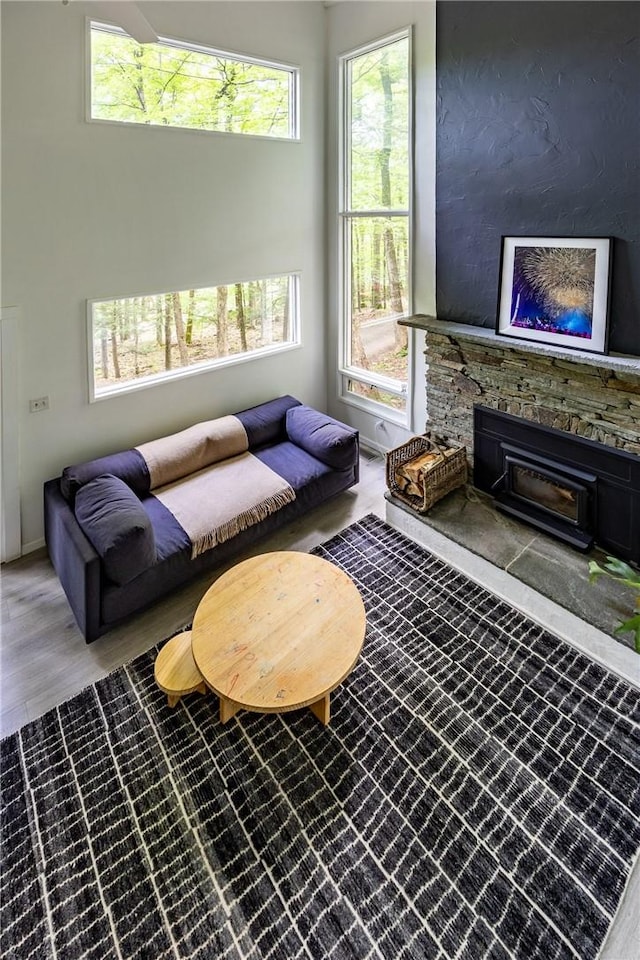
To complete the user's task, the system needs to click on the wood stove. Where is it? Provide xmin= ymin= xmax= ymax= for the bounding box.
xmin=473 ymin=406 xmax=640 ymax=563
xmin=491 ymin=444 xmax=596 ymax=551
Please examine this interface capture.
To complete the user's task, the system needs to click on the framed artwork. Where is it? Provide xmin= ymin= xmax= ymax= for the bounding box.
xmin=496 ymin=236 xmax=612 ymax=354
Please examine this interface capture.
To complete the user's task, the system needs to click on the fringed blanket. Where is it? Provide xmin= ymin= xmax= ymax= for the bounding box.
xmin=153 ymin=453 xmax=296 ymax=558
xmin=137 ymin=415 xmax=295 ymax=558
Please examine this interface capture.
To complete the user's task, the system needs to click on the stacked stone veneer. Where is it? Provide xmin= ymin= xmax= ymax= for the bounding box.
xmin=424 ymin=328 xmax=640 ymax=461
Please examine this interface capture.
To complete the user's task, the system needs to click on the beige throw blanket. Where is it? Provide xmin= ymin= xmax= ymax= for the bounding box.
xmin=153 ymin=452 xmax=296 ymax=559
xmin=137 ymin=415 xmax=248 ymax=489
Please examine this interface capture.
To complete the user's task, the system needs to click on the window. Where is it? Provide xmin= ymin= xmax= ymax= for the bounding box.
xmin=90 ymin=22 xmax=299 ymax=140
xmin=88 ymin=275 xmax=300 ymax=400
xmin=339 ymin=30 xmax=412 ymax=420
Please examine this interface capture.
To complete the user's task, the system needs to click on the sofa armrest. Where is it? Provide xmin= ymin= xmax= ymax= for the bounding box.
xmin=44 ymin=479 xmax=102 ymax=643
xmin=286 ymin=406 xmax=359 ymax=478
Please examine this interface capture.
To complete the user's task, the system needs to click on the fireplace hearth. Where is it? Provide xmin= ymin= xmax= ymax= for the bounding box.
xmin=474 ymin=406 xmax=640 ymax=563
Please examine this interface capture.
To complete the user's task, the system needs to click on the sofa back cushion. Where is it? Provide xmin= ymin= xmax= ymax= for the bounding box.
xmin=236 ymin=395 xmax=301 ymax=449
xmin=75 ymin=474 xmax=156 ymax=585
xmin=59 ymin=396 xmax=303 ymax=502
xmin=61 ymin=449 xmax=150 ymax=503
xmin=286 ymin=405 xmax=358 ymax=471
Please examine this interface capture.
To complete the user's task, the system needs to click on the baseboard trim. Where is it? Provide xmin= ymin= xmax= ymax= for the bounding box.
xmin=20 ymin=537 xmax=46 ymax=557
xmin=360 ymin=436 xmax=387 ymax=457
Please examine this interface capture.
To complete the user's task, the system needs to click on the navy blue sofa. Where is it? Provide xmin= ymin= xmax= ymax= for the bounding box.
xmin=44 ymin=396 xmax=359 ymax=643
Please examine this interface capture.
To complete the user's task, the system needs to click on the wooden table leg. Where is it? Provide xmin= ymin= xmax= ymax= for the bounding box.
xmin=219 ymin=697 xmax=241 ymax=724
xmin=309 ymin=694 xmax=330 ymax=725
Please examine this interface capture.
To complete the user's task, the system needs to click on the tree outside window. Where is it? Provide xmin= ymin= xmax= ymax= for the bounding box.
xmin=340 ymin=32 xmax=411 ymax=417
xmin=90 ymin=23 xmax=299 ymax=139
xmin=89 ymin=276 xmax=298 ymax=400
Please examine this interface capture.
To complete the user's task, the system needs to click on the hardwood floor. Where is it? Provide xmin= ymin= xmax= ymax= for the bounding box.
xmin=0 ymin=452 xmax=387 ymax=740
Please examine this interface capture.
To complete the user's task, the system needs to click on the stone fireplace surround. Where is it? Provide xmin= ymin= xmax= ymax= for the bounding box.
xmin=389 ymin=316 xmax=640 ymax=655
xmin=399 ymin=315 xmax=640 ymax=460
xmin=399 ymin=314 xmax=640 ymax=557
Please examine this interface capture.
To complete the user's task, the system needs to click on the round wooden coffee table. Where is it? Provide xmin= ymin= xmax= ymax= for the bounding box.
xmin=191 ymin=551 xmax=366 ymax=725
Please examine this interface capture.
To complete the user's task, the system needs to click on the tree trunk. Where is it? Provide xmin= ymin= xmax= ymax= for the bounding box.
xmin=100 ymin=331 xmax=109 ymax=380
xmin=185 ymin=289 xmax=195 ymax=345
xmin=110 ymin=303 xmax=121 ymax=379
xmin=372 ymin=226 xmax=383 ymax=308
xmin=248 ymin=281 xmax=258 ymax=322
xmin=282 ymin=282 xmax=290 ymax=343
xmin=119 ymin=299 xmax=130 ymax=341
xmin=216 ymin=286 xmax=228 ymax=355
xmin=260 ymin=281 xmax=272 ymax=345
xmin=350 ymin=315 xmax=368 ymax=370
xmin=379 ymin=56 xmax=405 ymax=320
xmin=172 ymin=292 xmax=189 ymax=366
xmin=384 ymin=224 xmax=404 ymax=314
xmin=235 ymin=283 xmax=248 ymax=351
xmin=133 ymin=298 xmax=140 ymax=375
xmin=353 ymin=222 xmax=362 ymax=314
xmin=133 ymin=46 xmax=147 ymax=115
xmin=164 ymin=295 xmax=172 ymax=370
xmin=155 ymin=296 xmax=164 ymax=345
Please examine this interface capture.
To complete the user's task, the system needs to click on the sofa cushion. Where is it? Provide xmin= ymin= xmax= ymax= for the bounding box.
xmin=75 ymin=474 xmax=156 ymax=585
xmin=236 ymin=395 xmax=301 ymax=449
xmin=253 ymin=441 xmax=332 ymax=490
xmin=286 ymin=405 xmax=358 ymax=471
xmin=61 ymin=449 xmax=150 ymax=502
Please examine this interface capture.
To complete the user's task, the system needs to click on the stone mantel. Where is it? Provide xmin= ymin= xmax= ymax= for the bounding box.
xmin=399 ymin=315 xmax=640 ymax=458
xmin=399 ymin=315 xmax=640 ymax=376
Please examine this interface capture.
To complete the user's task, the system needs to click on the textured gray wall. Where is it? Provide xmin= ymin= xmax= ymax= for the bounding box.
xmin=435 ymin=1 xmax=639 ymax=356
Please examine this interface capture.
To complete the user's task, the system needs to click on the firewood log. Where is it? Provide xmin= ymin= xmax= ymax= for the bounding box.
xmin=402 ymin=451 xmax=441 ymax=483
xmin=405 ymin=481 xmax=423 ymax=498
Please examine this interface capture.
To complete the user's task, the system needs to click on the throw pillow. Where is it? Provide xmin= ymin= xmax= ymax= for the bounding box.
xmin=75 ymin=474 xmax=156 ymax=585
xmin=286 ymin=405 xmax=358 ymax=471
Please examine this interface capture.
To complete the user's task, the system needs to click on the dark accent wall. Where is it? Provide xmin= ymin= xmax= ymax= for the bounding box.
xmin=435 ymin=1 xmax=639 ymax=356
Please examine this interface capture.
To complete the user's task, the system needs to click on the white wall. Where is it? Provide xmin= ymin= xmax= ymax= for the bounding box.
xmin=325 ymin=1 xmax=436 ymax=453
xmin=1 ymin=1 xmax=326 ymax=550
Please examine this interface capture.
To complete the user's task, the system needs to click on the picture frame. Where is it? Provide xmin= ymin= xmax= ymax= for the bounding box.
xmin=496 ymin=236 xmax=612 ymax=354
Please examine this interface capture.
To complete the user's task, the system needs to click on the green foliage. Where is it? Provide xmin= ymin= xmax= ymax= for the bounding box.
xmin=344 ymin=35 xmax=410 ymax=406
xmin=588 ymin=557 xmax=640 ymax=653
xmin=349 ymin=39 xmax=409 ymax=210
xmin=91 ymin=25 xmax=293 ymax=137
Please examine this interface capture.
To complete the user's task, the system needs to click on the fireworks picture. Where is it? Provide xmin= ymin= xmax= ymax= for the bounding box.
xmin=497 ymin=236 xmax=611 ymax=355
xmin=511 ymin=246 xmax=595 ymax=337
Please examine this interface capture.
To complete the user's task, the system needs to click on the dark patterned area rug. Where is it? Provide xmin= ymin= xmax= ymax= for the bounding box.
xmin=2 ymin=515 xmax=639 ymax=960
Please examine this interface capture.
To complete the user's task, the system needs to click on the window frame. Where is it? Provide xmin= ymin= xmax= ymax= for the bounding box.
xmin=87 ymin=20 xmax=301 ymax=142
xmin=337 ymin=28 xmax=413 ymax=425
xmin=86 ymin=273 xmax=301 ymax=403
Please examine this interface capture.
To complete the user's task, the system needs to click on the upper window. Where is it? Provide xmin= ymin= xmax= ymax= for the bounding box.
xmin=90 ymin=22 xmax=300 ymax=140
xmin=339 ymin=30 xmax=412 ymax=422
xmin=88 ymin=275 xmax=300 ymax=401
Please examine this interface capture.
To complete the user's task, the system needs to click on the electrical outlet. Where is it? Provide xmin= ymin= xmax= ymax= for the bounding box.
xmin=29 ymin=396 xmax=49 ymax=413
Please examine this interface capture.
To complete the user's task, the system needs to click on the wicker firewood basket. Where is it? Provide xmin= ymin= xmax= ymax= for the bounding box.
xmin=385 ymin=434 xmax=467 ymax=513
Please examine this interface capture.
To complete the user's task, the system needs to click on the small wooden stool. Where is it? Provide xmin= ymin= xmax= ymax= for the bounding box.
xmin=154 ymin=630 xmax=207 ymax=707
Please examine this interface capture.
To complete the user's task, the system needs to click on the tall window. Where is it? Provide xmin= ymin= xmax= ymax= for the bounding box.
xmin=90 ymin=22 xmax=299 ymax=140
xmin=339 ymin=30 xmax=411 ymax=419
xmin=88 ymin=275 xmax=299 ymax=400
